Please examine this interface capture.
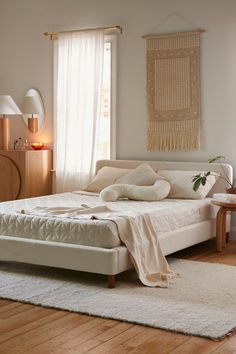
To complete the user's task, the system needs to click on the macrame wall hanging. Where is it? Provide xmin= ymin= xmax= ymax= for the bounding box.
xmin=144 ymin=30 xmax=203 ymax=151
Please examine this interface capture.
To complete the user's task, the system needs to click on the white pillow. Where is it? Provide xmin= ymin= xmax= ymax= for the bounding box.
xmin=115 ymin=163 xmax=158 ymax=186
xmin=157 ymin=170 xmax=219 ymax=199
xmin=83 ymin=166 xmax=131 ymax=193
xmin=100 ymin=180 xmax=171 ymax=202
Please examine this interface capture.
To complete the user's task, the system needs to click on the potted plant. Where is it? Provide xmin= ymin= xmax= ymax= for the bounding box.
xmin=192 ymin=156 xmax=236 ymax=193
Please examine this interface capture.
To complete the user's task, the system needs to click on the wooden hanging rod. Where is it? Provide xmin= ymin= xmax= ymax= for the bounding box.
xmin=142 ymin=29 xmax=205 ymax=39
xmin=44 ymin=25 xmax=122 ymax=39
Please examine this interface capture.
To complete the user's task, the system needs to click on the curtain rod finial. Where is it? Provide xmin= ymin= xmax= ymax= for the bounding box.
xmin=44 ymin=32 xmax=54 ymax=40
xmin=116 ymin=25 xmax=123 ymax=34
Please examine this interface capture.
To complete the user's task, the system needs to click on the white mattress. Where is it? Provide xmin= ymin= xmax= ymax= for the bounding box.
xmin=0 ymin=193 xmax=214 ymax=248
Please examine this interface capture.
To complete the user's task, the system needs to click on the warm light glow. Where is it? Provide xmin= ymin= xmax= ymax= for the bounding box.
xmin=31 ymin=142 xmax=44 ymax=150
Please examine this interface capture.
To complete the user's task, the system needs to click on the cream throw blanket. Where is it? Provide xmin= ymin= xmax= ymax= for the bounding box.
xmin=20 ymin=204 xmax=176 ymax=287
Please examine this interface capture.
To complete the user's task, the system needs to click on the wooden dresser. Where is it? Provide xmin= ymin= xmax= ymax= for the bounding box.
xmin=0 ymin=150 xmax=52 ymax=202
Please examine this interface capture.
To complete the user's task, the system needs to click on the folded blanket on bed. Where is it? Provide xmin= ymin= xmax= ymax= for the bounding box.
xmin=18 ymin=204 xmax=176 ymax=287
xmin=20 ymin=204 xmax=112 ymax=218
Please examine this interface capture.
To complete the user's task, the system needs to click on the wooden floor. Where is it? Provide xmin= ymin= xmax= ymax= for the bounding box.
xmin=0 ymin=241 xmax=236 ymax=354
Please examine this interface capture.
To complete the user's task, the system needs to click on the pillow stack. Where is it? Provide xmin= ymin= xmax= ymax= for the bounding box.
xmin=83 ymin=163 xmax=219 ymax=201
xmin=84 ymin=163 xmax=159 ymax=193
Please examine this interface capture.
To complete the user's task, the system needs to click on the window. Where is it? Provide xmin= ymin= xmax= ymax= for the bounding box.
xmin=97 ymin=36 xmax=117 ymax=160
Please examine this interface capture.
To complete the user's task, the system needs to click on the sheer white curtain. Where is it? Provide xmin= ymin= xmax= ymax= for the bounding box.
xmin=54 ymin=30 xmax=105 ymax=193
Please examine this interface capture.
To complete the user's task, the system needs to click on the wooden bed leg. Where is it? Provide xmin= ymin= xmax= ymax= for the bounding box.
xmin=108 ymin=275 xmax=115 ymax=288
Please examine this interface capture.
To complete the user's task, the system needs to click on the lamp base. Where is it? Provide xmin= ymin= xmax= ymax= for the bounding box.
xmin=28 ymin=117 xmax=38 ymax=133
xmin=0 ymin=117 xmax=10 ymax=150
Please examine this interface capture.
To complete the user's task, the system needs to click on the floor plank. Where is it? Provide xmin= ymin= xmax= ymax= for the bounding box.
xmin=168 ymin=336 xmax=225 ymax=354
xmin=1 ymin=312 xmax=85 ymax=353
xmin=50 ymin=319 xmax=124 ymax=354
xmin=0 ymin=302 xmax=35 ymax=319
xmin=0 ymin=240 xmax=235 ymax=354
xmin=0 ymin=300 xmax=15 ymax=308
xmin=29 ymin=318 xmax=115 ymax=354
xmin=0 ymin=308 xmax=64 ymax=345
xmin=88 ymin=324 xmax=145 ymax=354
xmin=211 ymin=335 xmax=236 ymax=353
xmin=108 ymin=327 xmax=163 ymax=353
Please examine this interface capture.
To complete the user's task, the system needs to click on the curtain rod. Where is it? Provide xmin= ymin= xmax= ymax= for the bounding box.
xmin=44 ymin=25 xmax=122 ymax=39
xmin=142 ymin=29 xmax=205 ymax=39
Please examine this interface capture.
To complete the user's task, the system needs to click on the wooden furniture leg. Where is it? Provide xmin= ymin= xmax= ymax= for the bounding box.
xmin=216 ymin=207 xmax=227 ymax=252
xmin=108 ymin=275 xmax=115 ymax=288
xmin=221 ymin=209 xmax=227 ymax=248
xmin=226 ymin=232 xmax=230 ymax=243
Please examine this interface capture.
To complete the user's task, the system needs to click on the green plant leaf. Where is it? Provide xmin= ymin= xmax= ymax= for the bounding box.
xmin=204 ymin=171 xmax=211 ymax=177
xmin=201 ymin=176 xmax=206 ymax=185
xmin=208 ymin=156 xmax=225 ymax=164
xmin=193 ymin=179 xmax=201 ymax=191
xmin=192 ymin=174 xmax=201 ymax=182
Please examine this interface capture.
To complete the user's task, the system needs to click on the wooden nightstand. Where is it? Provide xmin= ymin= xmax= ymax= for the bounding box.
xmin=212 ymin=200 xmax=236 ymax=252
xmin=0 ymin=150 xmax=52 ymax=201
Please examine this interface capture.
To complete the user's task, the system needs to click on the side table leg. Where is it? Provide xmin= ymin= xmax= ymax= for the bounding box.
xmin=222 ymin=211 xmax=227 ymax=248
xmin=222 ymin=209 xmax=227 ymax=248
xmin=216 ymin=207 xmax=227 ymax=252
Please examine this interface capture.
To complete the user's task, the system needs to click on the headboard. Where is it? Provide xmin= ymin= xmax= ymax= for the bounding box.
xmin=96 ymin=159 xmax=233 ymax=197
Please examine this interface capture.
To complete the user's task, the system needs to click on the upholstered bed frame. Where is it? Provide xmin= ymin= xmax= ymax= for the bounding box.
xmin=0 ymin=160 xmax=233 ymax=288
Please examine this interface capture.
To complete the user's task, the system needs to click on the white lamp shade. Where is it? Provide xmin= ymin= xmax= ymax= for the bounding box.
xmin=0 ymin=95 xmax=22 ymax=115
xmin=22 ymin=95 xmax=43 ymax=114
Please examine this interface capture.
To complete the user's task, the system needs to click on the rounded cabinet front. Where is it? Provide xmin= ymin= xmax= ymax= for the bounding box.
xmin=0 ymin=155 xmax=21 ymax=201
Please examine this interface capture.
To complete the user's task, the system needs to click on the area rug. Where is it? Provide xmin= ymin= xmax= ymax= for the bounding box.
xmin=0 ymin=258 xmax=235 ymax=340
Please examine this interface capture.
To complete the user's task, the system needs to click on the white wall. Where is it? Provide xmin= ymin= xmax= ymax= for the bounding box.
xmin=1 ymin=0 xmax=236 ymax=234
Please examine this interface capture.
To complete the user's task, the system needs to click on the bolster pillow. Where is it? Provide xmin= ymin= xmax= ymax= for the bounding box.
xmin=100 ymin=180 xmax=171 ymax=202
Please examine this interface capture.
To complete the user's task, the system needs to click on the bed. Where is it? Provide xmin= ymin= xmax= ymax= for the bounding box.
xmin=0 ymin=159 xmax=233 ymax=288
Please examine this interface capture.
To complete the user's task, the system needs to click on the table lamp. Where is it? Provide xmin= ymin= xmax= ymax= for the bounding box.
xmin=0 ymin=95 xmax=22 ymax=150
xmin=21 ymin=95 xmax=43 ymax=133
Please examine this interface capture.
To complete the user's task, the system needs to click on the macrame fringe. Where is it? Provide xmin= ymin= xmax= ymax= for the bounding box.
xmin=147 ymin=119 xmax=200 ymax=151
xmin=147 ymin=131 xmax=200 ymax=151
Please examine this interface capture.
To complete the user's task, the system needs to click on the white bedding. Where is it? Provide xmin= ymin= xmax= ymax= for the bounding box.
xmin=0 ymin=193 xmax=214 ymax=249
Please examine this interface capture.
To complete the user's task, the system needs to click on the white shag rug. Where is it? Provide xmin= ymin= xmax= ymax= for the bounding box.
xmin=0 ymin=258 xmax=235 ymax=340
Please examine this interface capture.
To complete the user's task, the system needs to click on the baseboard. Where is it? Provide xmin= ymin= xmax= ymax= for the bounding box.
xmin=230 ymin=227 xmax=236 ymax=241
